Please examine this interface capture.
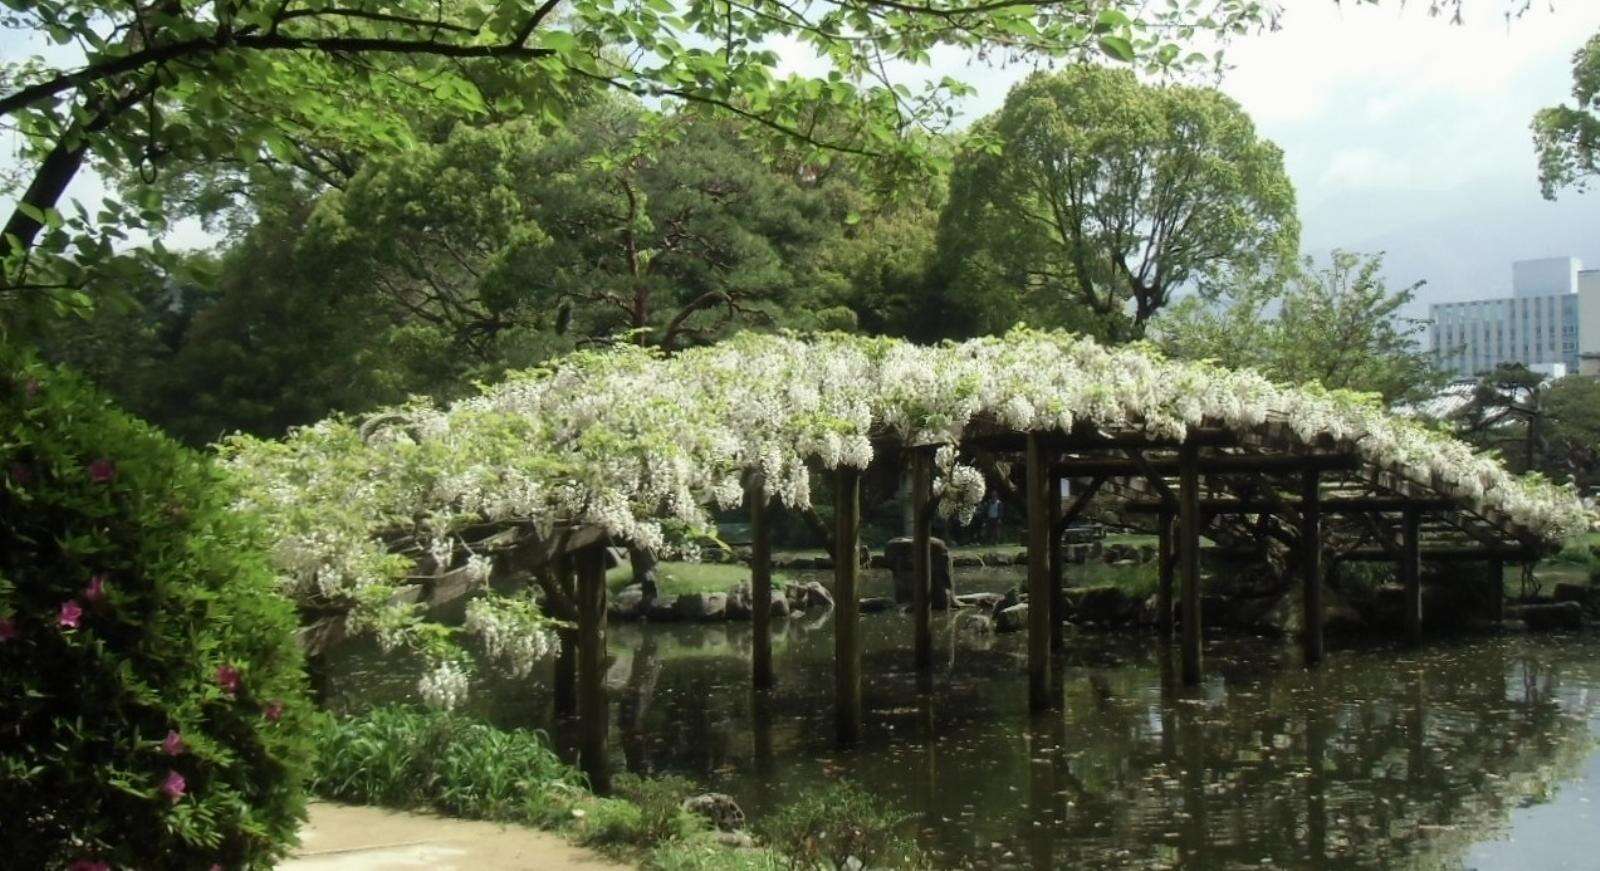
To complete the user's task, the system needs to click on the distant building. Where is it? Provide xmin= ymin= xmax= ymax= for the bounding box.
xmin=1429 ymin=257 xmax=1581 ymax=380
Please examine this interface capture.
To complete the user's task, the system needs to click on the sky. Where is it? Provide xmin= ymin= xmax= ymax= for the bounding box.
xmin=887 ymin=0 xmax=1600 ymax=317
xmin=7 ymin=1 xmax=1600 ymax=319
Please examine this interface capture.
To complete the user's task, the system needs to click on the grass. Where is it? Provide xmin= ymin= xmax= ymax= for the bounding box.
xmin=607 ymin=561 xmax=795 ymax=598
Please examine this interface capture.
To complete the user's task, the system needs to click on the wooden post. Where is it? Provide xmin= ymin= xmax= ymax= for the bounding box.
xmin=552 ymin=553 xmax=577 ymax=717
xmin=910 ymin=449 xmax=934 ymax=677
xmin=1157 ymin=511 xmax=1175 ymax=639
xmin=750 ymin=474 xmax=774 ymax=690
xmin=1025 ymin=433 xmax=1054 ymax=711
xmin=1179 ymin=442 xmax=1202 ymax=687
xmin=1301 ymin=469 xmax=1324 ymax=668
xmin=1402 ymin=507 xmax=1422 ymax=645
xmin=576 ymin=544 xmax=610 ymax=793
xmin=835 ymin=467 xmax=863 ymax=745
xmin=1048 ymin=470 xmax=1064 ymax=652
xmin=1489 ymin=558 xmax=1505 ymax=623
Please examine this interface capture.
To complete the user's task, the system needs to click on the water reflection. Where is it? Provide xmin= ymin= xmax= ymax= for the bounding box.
xmin=325 ymin=615 xmax=1600 ymax=869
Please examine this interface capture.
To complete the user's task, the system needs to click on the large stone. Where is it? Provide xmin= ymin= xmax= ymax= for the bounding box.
xmin=884 ymin=536 xmax=957 ymax=608
xmin=1061 ymin=585 xmax=1139 ymax=626
xmin=995 ymin=603 xmax=1029 ymax=633
xmin=1519 ymin=601 xmax=1584 ymax=631
xmin=682 ymin=793 xmax=746 ymax=832
xmin=672 ymin=592 xmax=728 ymax=621
xmin=859 ymin=596 xmax=896 ymax=613
xmin=954 ymin=591 xmax=1005 ymax=611
xmin=787 ymin=580 xmax=834 ymax=612
xmin=952 ymin=554 xmax=984 ymax=568
xmin=609 ymin=583 xmax=650 ymax=621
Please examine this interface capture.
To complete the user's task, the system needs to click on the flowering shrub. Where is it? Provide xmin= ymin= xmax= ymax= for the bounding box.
xmin=0 ymin=347 xmax=311 ymax=868
xmin=225 ymin=329 xmax=1591 ymax=705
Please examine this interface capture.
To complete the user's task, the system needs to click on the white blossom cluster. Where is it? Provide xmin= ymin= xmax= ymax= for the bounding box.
xmin=464 ymin=595 xmax=557 ymax=679
xmin=224 ymin=329 xmax=1592 ymax=699
xmin=417 ymin=659 xmax=470 ymax=710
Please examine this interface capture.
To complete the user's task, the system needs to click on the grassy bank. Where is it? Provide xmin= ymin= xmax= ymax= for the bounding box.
xmin=309 ymin=707 xmax=919 ymax=870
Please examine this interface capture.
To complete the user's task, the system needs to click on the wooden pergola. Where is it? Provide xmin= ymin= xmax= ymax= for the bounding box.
xmin=536 ymin=416 xmax=1554 ymax=792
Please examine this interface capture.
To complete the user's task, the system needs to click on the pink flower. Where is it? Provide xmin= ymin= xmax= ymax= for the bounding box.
xmin=58 ymin=599 xmax=83 ymax=630
xmin=7 ymin=463 xmax=30 ymax=486
xmin=0 ymin=618 xmax=15 ymax=641
xmin=163 ymin=729 xmax=185 ymax=756
xmin=88 ymin=458 xmax=115 ymax=483
xmin=161 ymin=769 xmax=186 ymax=802
xmin=68 ymin=860 xmax=109 ymax=871
xmin=84 ymin=574 xmax=108 ymax=603
xmin=264 ymin=700 xmax=284 ymax=723
xmin=22 ymin=379 xmax=39 ymax=399
xmin=216 ymin=664 xmax=242 ymax=696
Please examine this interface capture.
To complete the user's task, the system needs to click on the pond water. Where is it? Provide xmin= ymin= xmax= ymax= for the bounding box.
xmin=326 ymin=569 xmax=1600 ymax=869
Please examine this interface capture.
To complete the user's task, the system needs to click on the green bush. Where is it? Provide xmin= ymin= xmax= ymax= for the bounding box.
xmin=0 ymin=347 xmax=312 ymax=868
xmin=310 ymin=706 xmax=583 ymax=821
xmin=757 ymin=780 xmax=922 ymax=870
xmin=644 ymin=832 xmax=787 ymax=871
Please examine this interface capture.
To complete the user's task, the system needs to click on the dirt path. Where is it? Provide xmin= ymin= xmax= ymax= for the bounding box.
xmin=282 ymin=802 xmax=626 ymax=870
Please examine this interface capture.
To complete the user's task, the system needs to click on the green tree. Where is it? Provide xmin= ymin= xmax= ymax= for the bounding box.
xmin=937 ymin=67 xmax=1299 ymax=341
xmin=1534 ymin=31 xmax=1600 ymax=198
xmin=1155 ymin=250 xmax=1444 ymax=405
xmin=1539 ymin=375 xmax=1600 ymax=490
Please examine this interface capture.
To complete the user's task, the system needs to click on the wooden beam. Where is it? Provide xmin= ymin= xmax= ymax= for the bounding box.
xmin=749 ymin=475 xmax=773 ymax=690
xmin=1179 ymin=442 xmax=1202 ymax=687
xmin=1026 ymin=433 xmax=1055 ymax=711
xmin=552 ymin=554 xmax=577 ymax=718
xmin=1053 ymin=475 xmax=1104 ymax=534
xmin=910 ymin=448 xmax=934 ymax=678
xmin=576 ymin=543 xmax=610 ymax=793
xmin=1489 ymin=558 xmax=1505 ymax=623
xmin=1123 ymin=495 xmax=1455 ymax=515
xmin=964 ymin=426 xmax=1237 ymax=453
xmin=1402 ymin=508 xmax=1422 ymax=645
xmin=1056 ymin=452 xmax=1357 ymax=479
xmin=834 ymin=467 xmax=863 ymax=745
xmin=1339 ymin=546 xmax=1535 ymax=562
xmin=1301 ymin=470 xmax=1323 ymax=668
xmin=1048 ymin=467 xmax=1065 ymax=652
xmin=1157 ymin=511 xmax=1175 ymax=639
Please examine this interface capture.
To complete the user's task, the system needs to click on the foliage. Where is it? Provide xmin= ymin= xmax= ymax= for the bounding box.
xmin=644 ymin=833 xmax=788 ymax=871
xmin=1534 ymin=30 xmax=1600 ymax=198
xmin=1 ymin=0 xmax=1277 ymax=316
xmin=756 ymin=780 xmax=921 ymax=870
xmin=309 ymin=706 xmax=584 ymax=819
xmin=224 ymin=330 xmax=1589 ymax=704
xmin=1537 ymin=376 xmax=1600 ymax=491
xmin=937 ymin=67 xmax=1298 ymax=341
xmin=0 ymin=344 xmax=311 ymax=868
xmin=1155 ymin=250 xmax=1446 ymax=405
xmin=1453 ymin=362 xmax=1545 ymax=474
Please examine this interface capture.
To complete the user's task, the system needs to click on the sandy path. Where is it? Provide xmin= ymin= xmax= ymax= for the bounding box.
xmin=282 ymin=802 xmax=625 ymax=870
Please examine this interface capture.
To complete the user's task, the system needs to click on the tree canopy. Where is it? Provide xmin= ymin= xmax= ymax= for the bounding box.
xmin=936 ymin=66 xmax=1299 ymax=341
xmin=1534 ymin=30 xmax=1600 ymax=198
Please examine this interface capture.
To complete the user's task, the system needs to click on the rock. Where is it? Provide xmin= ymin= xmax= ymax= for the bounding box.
xmin=1011 ymin=551 xmax=1030 ymax=566
xmin=770 ymin=591 xmax=790 ymax=619
xmin=859 ymin=596 xmax=896 ymax=613
xmin=725 ymin=586 xmax=753 ymax=620
xmin=715 ymin=831 xmax=755 ymax=849
xmin=993 ymin=587 xmax=1024 ymax=616
xmin=672 ymin=592 xmax=728 ymax=622
xmin=1519 ymin=601 xmax=1584 ymax=631
xmin=869 ymin=554 xmax=890 ymax=569
xmin=1061 ymin=585 xmax=1138 ymax=626
xmin=954 ymin=609 xmax=994 ymax=637
xmin=995 ymin=603 xmax=1029 ymax=633
xmin=1137 ymin=545 xmax=1157 ymax=563
xmin=1553 ymin=582 xmax=1593 ymax=607
xmin=954 ymin=592 xmax=1004 ymax=611
xmin=952 ymin=554 xmax=985 ymax=568
xmin=885 ymin=537 xmax=957 ymax=608
xmin=682 ymin=793 xmax=746 ymax=832
xmin=644 ymin=598 xmax=681 ymax=622
xmin=788 ymin=580 xmax=834 ymax=611
xmin=609 ymin=583 xmax=649 ymax=621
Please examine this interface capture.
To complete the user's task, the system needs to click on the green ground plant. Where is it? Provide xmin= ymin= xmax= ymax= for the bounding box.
xmin=0 ymin=345 xmax=312 ymax=868
xmin=757 ymin=780 xmax=924 ymax=870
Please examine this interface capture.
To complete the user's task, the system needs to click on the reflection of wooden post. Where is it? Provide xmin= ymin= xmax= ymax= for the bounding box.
xmin=1157 ymin=512 xmax=1174 ymax=639
xmin=750 ymin=475 xmax=773 ymax=690
xmin=1402 ymin=508 xmax=1422 ymax=645
xmin=553 ymin=553 xmax=577 ymax=717
xmin=1026 ymin=433 xmax=1053 ymax=711
xmin=911 ymin=449 xmax=934 ymax=679
xmin=835 ymin=467 xmax=863 ymax=745
xmin=1301 ymin=469 xmax=1323 ymax=667
xmin=577 ymin=544 xmax=610 ymax=793
xmin=1179 ymin=442 xmax=1202 ymax=686
xmin=1489 ymin=558 xmax=1505 ymax=622
xmin=1048 ymin=470 xmax=1064 ymax=652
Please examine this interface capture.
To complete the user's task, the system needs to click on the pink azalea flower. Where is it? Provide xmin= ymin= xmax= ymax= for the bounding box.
xmin=0 ymin=618 xmax=15 ymax=641
xmin=7 ymin=463 xmax=30 ymax=486
xmin=84 ymin=574 xmax=108 ymax=604
xmin=58 ymin=599 xmax=83 ymax=630
xmin=264 ymin=700 xmax=284 ymax=723
xmin=161 ymin=769 xmax=186 ymax=802
xmin=88 ymin=458 xmax=116 ymax=483
xmin=22 ymin=378 xmax=40 ymax=399
xmin=68 ymin=860 xmax=109 ymax=871
xmin=216 ymin=664 xmax=242 ymax=696
xmin=163 ymin=730 xmax=185 ymax=756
